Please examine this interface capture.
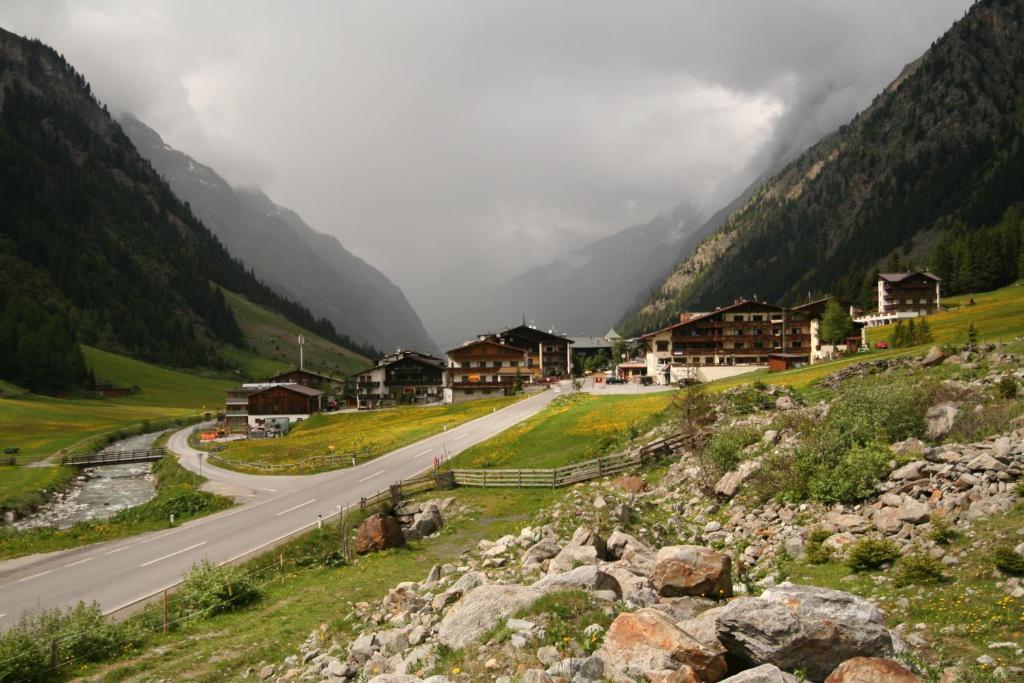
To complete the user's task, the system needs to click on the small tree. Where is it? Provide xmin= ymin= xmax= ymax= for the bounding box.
xmin=967 ymin=323 xmax=979 ymax=345
xmin=819 ymin=299 xmax=854 ymax=345
xmin=916 ymin=319 xmax=934 ymax=344
xmin=891 ymin=320 xmax=906 ymax=348
xmin=672 ymin=382 xmax=716 ymax=446
xmin=905 ymin=319 xmax=918 ymax=347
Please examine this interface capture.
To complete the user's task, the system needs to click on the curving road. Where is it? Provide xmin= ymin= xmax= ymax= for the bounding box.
xmin=0 ymin=389 xmax=559 ymax=629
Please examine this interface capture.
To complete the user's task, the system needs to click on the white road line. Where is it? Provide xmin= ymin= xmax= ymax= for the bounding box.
xmin=140 ymin=541 xmax=207 ymax=568
xmin=105 ymin=545 xmax=131 ymax=555
xmin=452 ymin=433 xmax=468 ymax=441
xmin=64 ymin=557 xmax=94 ymax=568
xmin=0 ymin=614 xmax=6 ymax=619
xmin=275 ymin=498 xmax=317 ymax=516
xmin=218 ymin=522 xmax=316 ymax=566
xmin=17 ymin=570 xmax=52 ymax=583
xmin=358 ymin=470 xmax=384 ymax=482
xmin=413 ymin=449 xmax=433 ymax=459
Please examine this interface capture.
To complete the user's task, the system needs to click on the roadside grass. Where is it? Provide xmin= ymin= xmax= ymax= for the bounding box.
xmin=216 ymin=395 xmax=526 ymax=470
xmin=448 ymin=393 xmax=671 ymax=470
xmin=778 ymin=502 xmax=1024 ymax=677
xmin=72 ymin=487 xmax=560 ymax=682
xmin=221 ymin=289 xmax=372 ymax=379
xmin=0 ymin=456 xmax=233 ymax=561
xmin=0 ymin=465 xmax=75 ymax=517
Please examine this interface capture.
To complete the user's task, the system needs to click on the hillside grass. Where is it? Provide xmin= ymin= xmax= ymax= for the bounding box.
xmin=71 ymin=487 xmax=561 ymax=682
xmin=0 ymin=347 xmax=232 ymax=465
xmin=0 ymin=465 xmax=75 ymax=515
xmin=216 ymin=395 xmax=525 ymax=470
xmin=222 ymin=289 xmax=372 ymax=379
xmin=448 ymin=392 xmax=672 ymax=470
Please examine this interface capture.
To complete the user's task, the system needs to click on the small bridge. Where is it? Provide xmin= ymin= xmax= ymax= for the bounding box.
xmin=62 ymin=447 xmax=168 ymax=467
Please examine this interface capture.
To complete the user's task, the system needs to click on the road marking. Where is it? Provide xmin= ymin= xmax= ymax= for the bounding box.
xmin=105 ymin=545 xmax=132 ymax=555
xmin=140 ymin=541 xmax=207 ymax=567
xmin=138 ymin=494 xmax=284 ymax=544
xmin=358 ymin=470 xmax=384 ymax=482
xmin=276 ymin=498 xmax=317 ymax=516
xmin=452 ymin=434 xmax=467 ymax=441
xmin=0 ymin=614 xmax=6 ymax=619
xmin=17 ymin=570 xmax=52 ymax=583
xmin=64 ymin=557 xmax=94 ymax=568
xmin=413 ymin=449 xmax=433 ymax=459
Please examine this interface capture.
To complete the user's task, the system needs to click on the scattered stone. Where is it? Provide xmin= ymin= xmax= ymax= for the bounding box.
xmin=651 ymin=545 xmax=732 ymax=599
xmin=597 ymin=608 xmax=727 ymax=681
xmin=719 ymin=664 xmax=798 ymax=682
xmin=824 ymin=657 xmax=923 ymax=682
xmin=356 ymin=514 xmax=407 ymax=555
xmin=436 ymin=584 xmax=544 ymax=649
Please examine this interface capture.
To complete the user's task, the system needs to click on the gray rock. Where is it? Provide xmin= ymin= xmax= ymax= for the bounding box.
xmin=536 ymin=645 xmax=561 ymax=666
xmin=921 ymin=346 xmax=945 ymax=367
xmin=533 ymin=565 xmax=622 ymax=596
xmin=521 ymin=670 xmax=553 ymax=683
xmin=890 ymin=460 xmax=926 ymax=481
xmin=719 ymin=663 xmax=799 ymax=682
xmin=775 ymin=396 xmax=797 ymax=411
xmin=715 ymin=460 xmax=762 ymax=498
xmin=522 ymin=539 xmax=562 ymax=567
xmin=576 ymin=656 xmax=604 ymax=680
xmin=547 ymin=544 xmax=601 ymax=574
xmin=925 ymin=403 xmax=958 ymax=439
xmin=651 ymin=545 xmax=732 ymax=599
xmin=367 ymin=675 xmax=421 ymax=683
xmin=436 ymin=584 xmax=544 ymax=649
xmin=760 ymin=583 xmax=885 ymax=624
xmin=966 ymin=453 xmax=1007 ymax=472
xmin=897 ymin=497 xmax=930 ymax=525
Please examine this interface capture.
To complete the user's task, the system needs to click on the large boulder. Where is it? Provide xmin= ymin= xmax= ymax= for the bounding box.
xmin=714 ymin=460 xmax=762 ymax=498
xmin=532 ymin=565 xmax=622 ymax=596
xmin=601 ymin=563 xmax=658 ymax=606
xmin=719 ymin=664 xmax=799 ymax=682
xmin=925 ymin=403 xmax=958 ymax=440
xmin=920 ymin=346 xmax=945 ymax=367
xmin=410 ymin=502 xmax=442 ymax=536
xmin=651 ymin=546 xmax=733 ymax=599
xmin=522 ymin=539 xmax=562 ymax=568
xmin=569 ymin=527 xmax=608 ymax=557
xmin=548 ymin=544 xmax=602 ymax=574
xmin=597 ymin=608 xmax=727 ymax=681
xmin=356 ymin=514 xmax=407 ymax=555
xmin=677 ymin=604 xmax=728 ymax=656
xmin=715 ymin=585 xmax=893 ymax=681
xmin=824 ymin=657 xmax=923 ymax=682
xmin=436 ymin=584 xmax=544 ymax=649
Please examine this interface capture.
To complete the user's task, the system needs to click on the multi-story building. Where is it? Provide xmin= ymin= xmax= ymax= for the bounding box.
xmin=445 ymin=338 xmax=529 ymax=403
xmin=355 ymin=350 xmax=446 ymax=409
xmin=857 ymin=272 xmax=941 ymax=328
xmin=224 ymin=382 xmax=323 ymax=433
xmin=488 ymin=325 xmax=574 ymax=379
xmin=639 ymin=299 xmax=813 ymax=384
xmin=791 ymin=297 xmax=865 ymax=362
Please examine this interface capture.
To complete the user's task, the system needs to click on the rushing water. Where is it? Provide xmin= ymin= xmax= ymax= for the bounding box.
xmin=15 ymin=430 xmax=166 ymax=530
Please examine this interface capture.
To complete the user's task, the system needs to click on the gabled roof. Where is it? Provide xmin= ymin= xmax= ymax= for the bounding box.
xmin=446 ymin=338 xmax=528 ymax=355
xmin=237 ymin=382 xmax=323 ymax=398
xmin=879 ymin=271 xmax=940 ymax=282
xmin=496 ymin=325 xmax=574 ymax=344
xmin=267 ymin=367 xmax=345 ymax=384
xmin=371 ymin=350 xmax=446 ymax=371
xmin=605 ymin=328 xmax=622 ymax=340
xmin=638 ymin=298 xmax=783 ymax=339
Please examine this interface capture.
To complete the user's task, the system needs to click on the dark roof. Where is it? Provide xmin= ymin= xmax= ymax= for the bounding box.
xmin=240 ymin=382 xmax=323 ymax=398
xmin=267 ymin=368 xmax=345 ymax=383
xmin=638 ymin=299 xmax=783 ymax=339
xmin=879 ymin=271 xmax=940 ymax=282
xmin=370 ymin=350 xmax=446 ymax=370
xmin=497 ymin=325 xmax=574 ymax=344
xmin=790 ymin=296 xmax=853 ymax=316
xmin=569 ymin=336 xmax=613 ymax=349
xmin=446 ymin=338 xmax=529 ymax=355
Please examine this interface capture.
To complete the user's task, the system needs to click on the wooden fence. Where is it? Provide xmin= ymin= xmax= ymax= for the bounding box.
xmin=63 ymin=447 xmax=168 ymax=467
xmin=204 ymin=449 xmax=371 ymax=473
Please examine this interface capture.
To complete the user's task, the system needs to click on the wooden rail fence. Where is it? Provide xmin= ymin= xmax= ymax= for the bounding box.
xmin=204 ymin=449 xmax=371 ymax=473
xmin=63 ymin=447 xmax=168 ymax=467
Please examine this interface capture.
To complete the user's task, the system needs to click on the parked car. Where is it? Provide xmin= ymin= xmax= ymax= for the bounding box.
xmin=640 ymin=375 xmax=654 ymax=386
xmin=875 ymin=341 xmax=889 ymax=349
xmin=606 ymin=376 xmax=626 ymax=384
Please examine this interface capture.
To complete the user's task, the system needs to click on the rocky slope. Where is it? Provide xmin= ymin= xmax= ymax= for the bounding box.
xmin=261 ymin=344 xmax=1024 ymax=682
xmin=121 ymin=116 xmax=436 ymax=355
xmin=621 ymin=0 xmax=1024 ymax=335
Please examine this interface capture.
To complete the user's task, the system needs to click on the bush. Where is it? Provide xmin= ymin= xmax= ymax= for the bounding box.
xmin=805 ymin=528 xmax=833 ymax=565
xmin=927 ymin=514 xmax=959 ymax=545
xmin=827 ymin=376 xmax=930 ymax=446
xmin=177 ymin=560 xmax=261 ymax=619
xmin=806 ymin=442 xmax=891 ymax=504
xmin=891 ymin=554 xmax=945 ymax=587
xmin=725 ymin=386 xmax=775 ymax=415
xmin=993 ymin=546 xmax=1024 ymax=576
xmin=846 ymin=537 xmax=901 ymax=572
xmin=996 ymin=375 xmax=1019 ymax=399
xmin=0 ymin=602 xmax=142 ymax=682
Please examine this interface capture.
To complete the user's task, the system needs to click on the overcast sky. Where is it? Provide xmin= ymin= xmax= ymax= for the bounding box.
xmin=3 ymin=1 xmax=971 ymax=327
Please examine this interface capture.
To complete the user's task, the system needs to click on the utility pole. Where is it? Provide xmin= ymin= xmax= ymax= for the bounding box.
xmin=298 ymin=335 xmax=305 ymax=370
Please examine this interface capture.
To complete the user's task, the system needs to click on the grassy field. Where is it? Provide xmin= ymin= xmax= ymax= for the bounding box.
xmin=448 ymin=392 xmax=672 ymax=470
xmin=0 ymin=347 xmax=232 ymax=465
xmin=222 ymin=289 xmax=372 ymax=379
xmin=0 ymin=465 xmax=75 ymax=516
xmin=74 ymin=486 xmax=561 ymax=682
xmin=216 ymin=395 xmax=526 ymax=470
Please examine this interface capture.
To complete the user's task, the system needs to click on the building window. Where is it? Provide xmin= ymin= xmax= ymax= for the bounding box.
xmin=493 ymin=361 xmax=501 ymax=368
xmin=735 ymin=342 xmax=744 ymax=349
xmin=482 ymin=388 xmax=492 ymax=394
xmin=752 ymin=315 xmax=763 ymax=322
xmin=465 ymin=389 xmax=474 ymax=395
xmin=656 ymin=340 xmax=669 ymax=352
xmin=792 ymin=341 xmax=802 ymax=348
xmin=755 ymin=342 xmax=764 ymax=349
xmin=752 ymin=328 xmax=761 ymax=335
xmin=510 ymin=360 xmax=518 ymax=367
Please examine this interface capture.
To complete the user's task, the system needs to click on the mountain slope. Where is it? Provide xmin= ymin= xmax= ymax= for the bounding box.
xmin=121 ymin=116 xmax=437 ymax=355
xmin=622 ymin=0 xmax=1024 ymax=335
xmin=0 ymin=27 xmax=374 ymax=390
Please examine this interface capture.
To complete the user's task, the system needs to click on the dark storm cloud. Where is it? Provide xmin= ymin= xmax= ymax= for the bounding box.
xmin=2 ymin=1 xmax=972 ymax=337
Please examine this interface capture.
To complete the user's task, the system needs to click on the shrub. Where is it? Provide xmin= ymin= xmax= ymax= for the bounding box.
xmin=177 ymin=560 xmax=261 ymax=619
xmin=846 ymin=537 xmax=901 ymax=572
xmin=725 ymin=386 xmax=775 ymax=415
xmin=806 ymin=442 xmax=891 ymax=504
xmin=993 ymin=546 xmax=1024 ymax=576
xmin=805 ymin=528 xmax=832 ymax=565
xmin=891 ymin=554 xmax=945 ymax=587
xmin=927 ymin=514 xmax=959 ymax=545
xmin=996 ymin=375 xmax=1019 ymax=399
xmin=827 ymin=376 xmax=930 ymax=446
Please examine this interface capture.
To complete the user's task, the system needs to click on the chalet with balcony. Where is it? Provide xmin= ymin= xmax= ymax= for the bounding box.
xmin=355 ymin=350 xmax=446 ymax=409
xmin=488 ymin=325 xmax=573 ymax=379
xmin=857 ymin=272 xmax=941 ymax=328
xmin=267 ymin=368 xmax=346 ymax=394
xmin=445 ymin=338 xmax=528 ymax=403
xmin=791 ymin=297 xmax=865 ymax=362
xmin=224 ymin=382 xmax=323 ymax=434
xmin=639 ymin=299 xmax=812 ymax=384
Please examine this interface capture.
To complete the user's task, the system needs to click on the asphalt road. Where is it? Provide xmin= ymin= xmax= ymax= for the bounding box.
xmin=0 ymin=388 xmax=559 ymax=629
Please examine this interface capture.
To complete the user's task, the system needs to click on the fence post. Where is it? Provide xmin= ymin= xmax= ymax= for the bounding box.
xmin=50 ymin=639 xmax=58 ymax=669
xmin=518 ymin=469 xmax=522 ymax=488
xmin=163 ymin=589 xmax=168 ymax=633
xmin=597 ymin=458 xmax=603 ymax=477
xmin=389 ymin=483 xmax=401 ymax=507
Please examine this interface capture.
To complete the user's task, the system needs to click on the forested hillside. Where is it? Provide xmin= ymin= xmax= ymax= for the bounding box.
xmin=621 ymin=0 xmax=1024 ymax=335
xmin=0 ymin=27 xmax=375 ymax=392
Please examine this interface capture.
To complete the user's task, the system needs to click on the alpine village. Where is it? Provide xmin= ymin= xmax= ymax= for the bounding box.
xmin=3 ymin=2 xmax=1024 ymax=683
